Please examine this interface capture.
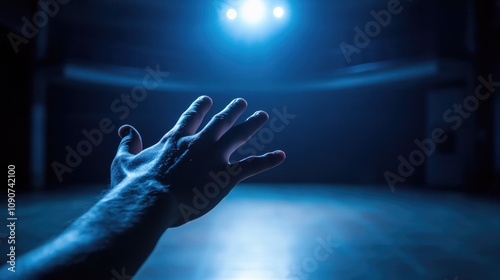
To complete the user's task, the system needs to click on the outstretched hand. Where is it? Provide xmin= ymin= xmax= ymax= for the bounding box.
xmin=111 ymin=96 xmax=286 ymax=227
xmin=6 ymin=96 xmax=286 ymax=279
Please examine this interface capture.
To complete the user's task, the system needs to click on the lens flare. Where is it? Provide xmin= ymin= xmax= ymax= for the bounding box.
xmin=227 ymin=8 xmax=237 ymax=20
xmin=273 ymin=7 xmax=284 ymax=18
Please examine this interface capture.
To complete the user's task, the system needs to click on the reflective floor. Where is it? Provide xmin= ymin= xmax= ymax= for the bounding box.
xmin=11 ymin=184 xmax=500 ymax=280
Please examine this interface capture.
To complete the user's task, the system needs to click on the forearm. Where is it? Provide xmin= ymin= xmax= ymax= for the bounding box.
xmin=4 ymin=177 xmax=175 ymax=279
xmin=0 ymin=96 xmax=286 ymax=279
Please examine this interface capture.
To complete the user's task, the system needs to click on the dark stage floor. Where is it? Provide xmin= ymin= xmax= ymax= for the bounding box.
xmin=7 ymin=184 xmax=500 ymax=280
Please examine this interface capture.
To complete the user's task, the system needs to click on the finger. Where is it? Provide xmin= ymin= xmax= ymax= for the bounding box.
xmin=198 ymin=98 xmax=247 ymax=143
xmin=230 ymin=150 xmax=286 ymax=182
xmin=172 ymin=96 xmax=213 ymax=137
xmin=217 ymin=111 xmax=269 ymax=157
xmin=117 ymin=125 xmax=143 ymax=156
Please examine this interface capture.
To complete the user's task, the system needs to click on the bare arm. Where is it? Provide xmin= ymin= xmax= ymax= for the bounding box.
xmin=3 ymin=96 xmax=285 ymax=279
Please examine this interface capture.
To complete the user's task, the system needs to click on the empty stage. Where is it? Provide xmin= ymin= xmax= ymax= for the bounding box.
xmin=11 ymin=184 xmax=500 ymax=280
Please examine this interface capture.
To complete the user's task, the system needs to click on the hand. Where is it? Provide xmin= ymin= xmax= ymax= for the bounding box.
xmin=111 ymin=96 xmax=286 ymax=227
xmin=6 ymin=96 xmax=286 ymax=279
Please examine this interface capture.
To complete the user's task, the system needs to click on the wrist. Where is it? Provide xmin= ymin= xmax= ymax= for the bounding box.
xmin=103 ymin=175 xmax=178 ymax=232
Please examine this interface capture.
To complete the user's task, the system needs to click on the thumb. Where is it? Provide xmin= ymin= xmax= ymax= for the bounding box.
xmin=117 ymin=125 xmax=143 ymax=156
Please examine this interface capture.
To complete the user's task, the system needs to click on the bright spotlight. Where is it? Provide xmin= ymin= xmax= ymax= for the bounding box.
xmin=226 ymin=8 xmax=237 ymax=20
xmin=241 ymin=0 xmax=266 ymax=24
xmin=273 ymin=7 xmax=284 ymax=18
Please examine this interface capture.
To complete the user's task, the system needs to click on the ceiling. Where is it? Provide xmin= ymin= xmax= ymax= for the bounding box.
xmin=4 ymin=0 xmax=493 ymax=86
xmin=43 ymin=1 xmax=468 ymax=80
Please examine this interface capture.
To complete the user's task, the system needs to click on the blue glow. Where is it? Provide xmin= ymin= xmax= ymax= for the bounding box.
xmin=314 ymin=61 xmax=439 ymax=90
xmin=241 ymin=0 xmax=266 ymax=24
xmin=64 ymin=60 xmax=439 ymax=94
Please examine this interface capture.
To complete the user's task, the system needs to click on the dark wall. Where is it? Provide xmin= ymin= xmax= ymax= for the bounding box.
xmin=2 ymin=1 xmax=36 ymax=193
xmin=4 ymin=0 xmax=498 ymax=192
xmin=44 ymin=77 xmax=427 ymax=188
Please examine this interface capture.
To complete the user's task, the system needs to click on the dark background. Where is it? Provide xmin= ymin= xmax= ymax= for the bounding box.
xmin=3 ymin=0 xmax=499 ymax=193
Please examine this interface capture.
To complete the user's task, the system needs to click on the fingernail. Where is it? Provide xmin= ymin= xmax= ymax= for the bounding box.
xmin=119 ymin=126 xmax=131 ymax=138
xmin=247 ymin=111 xmax=262 ymax=120
xmin=273 ymin=150 xmax=286 ymax=158
xmin=266 ymin=151 xmax=282 ymax=158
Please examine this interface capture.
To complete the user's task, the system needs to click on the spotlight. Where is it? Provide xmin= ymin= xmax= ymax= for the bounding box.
xmin=226 ymin=8 xmax=237 ymax=20
xmin=241 ymin=0 xmax=266 ymax=24
xmin=273 ymin=7 xmax=284 ymax=18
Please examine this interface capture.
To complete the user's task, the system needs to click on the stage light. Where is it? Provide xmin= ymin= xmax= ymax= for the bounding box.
xmin=241 ymin=0 xmax=266 ymax=24
xmin=216 ymin=0 xmax=291 ymax=41
xmin=273 ymin=7 xmax=284 ymax=18
xmin=226 ymin=8 xmax=237 ymax=20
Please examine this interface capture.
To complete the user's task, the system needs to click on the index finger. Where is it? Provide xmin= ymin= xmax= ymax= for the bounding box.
xmin=171 ymin=96 xmax=213 ymax=137
xmin=198 ymin=98 xmax=248 ymax=143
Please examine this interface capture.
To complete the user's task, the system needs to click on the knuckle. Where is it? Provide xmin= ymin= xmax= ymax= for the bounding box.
xmin=182 ymin=109 xmax=198 ymax=120
xmin=120 ymin=136 xmax=133 ymax=146
xmin=167 ymin=130 xmax=182 ymax=142
xmin=178 ymin=135 xmax=198 ymax=149
xmin=111 ymin=155 xmax=128 ymax=169
xmin=213 ymin=112 xmax=230 ymax=123
xmin=161 ymin=129 xmax=182 ymax=143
